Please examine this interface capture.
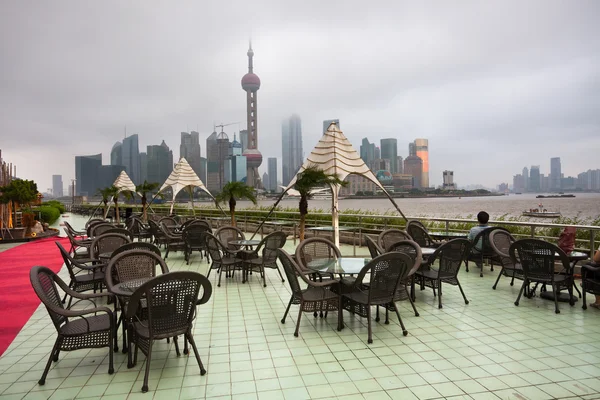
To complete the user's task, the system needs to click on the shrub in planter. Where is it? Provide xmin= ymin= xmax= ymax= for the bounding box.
xmin=37 ymin=206 xmax=61 ymax=225
xmin=43 ymin=200 xmax=66 ymax=214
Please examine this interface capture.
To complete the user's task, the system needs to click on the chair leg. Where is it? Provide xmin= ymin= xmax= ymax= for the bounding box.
xmin=39 ymin=338 xmax=61 ymax=385
xmin=568 ymin=283 xmax=575 ymax=306
xmin=141 ymin=342 xmax=152 ymax=392
xmin=438 ymin=280 xmax=443 ymax=309
xmin=262 ymin=266 xmax=267 ymax=288
xmin=492 ymin=268 xmax=504 ymax=290
xmin=174 ymin=336 xmax=180 ymax=357
xmin=391 ymin=302 xmax=408 ymax=336
xmin=164 ymin=246 xmax=170 ymax=259
xmin=366 ymin=305 xmax=373 ymax=344
xmin=108 ymin=327 xmax=114 ymax=374
xmin=515 ymin=280 xmax=527 ymax=306
xmin=218 ymin=266 xmax=224 ymax=287
xmin=294 ymin=303 xmax=303 ymax=337
xmin=276 ymin=265 xmax=285 ymax=282
xmin=457 ymin=280 xmax=469 ymax=305
xmin=405 ymin=287 xmax=419 ymax=317
xmin=281 ymin=297 xmax=293 ymax=323
xmin=186 ymin=332 xmax=206 ymax=375
xmin=465 ymin=260 xmax=469 ymax=272
xmin=384 ymin=307 xmax=389 ymax=324
xmin=552 ymin=283 xmax=560 ymax=314
xmin=375 ymin=306 xmax=380 ymax=322
xmin=337 ymin=297 xmax=343 ymax=331
xmin=582 ymin=281 xmax=588 ymax=310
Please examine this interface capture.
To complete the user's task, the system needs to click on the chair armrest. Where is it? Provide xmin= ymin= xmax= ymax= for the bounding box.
xmin=306 ymin=278 xmax=340 ymax=287
xmin=61 ymin=306 xmax=114 ymax=319
xmin=582 ymin=263 xmax=600 ymax=275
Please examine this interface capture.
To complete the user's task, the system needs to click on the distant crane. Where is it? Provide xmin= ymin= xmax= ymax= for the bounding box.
xmin=215 ymin=122 xmax=240 ymax=133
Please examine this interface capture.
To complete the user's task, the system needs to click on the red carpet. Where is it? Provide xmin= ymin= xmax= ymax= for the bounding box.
xmin=0 ymin=237 xmax=68 ymax=356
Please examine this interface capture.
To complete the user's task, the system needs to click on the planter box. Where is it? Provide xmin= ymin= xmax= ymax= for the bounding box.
xmin=9 ymin=228 xmax=25 ymax=239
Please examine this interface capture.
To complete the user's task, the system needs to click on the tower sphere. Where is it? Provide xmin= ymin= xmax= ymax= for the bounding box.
xmin=243 ymin=148 xmax=263 ymax=169
xmin=241 ymin=73 xmax=261 ymax=91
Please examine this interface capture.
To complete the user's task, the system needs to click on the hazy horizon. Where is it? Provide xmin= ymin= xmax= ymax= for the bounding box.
xmin=1 ymin=1 xmax=599 ymax=191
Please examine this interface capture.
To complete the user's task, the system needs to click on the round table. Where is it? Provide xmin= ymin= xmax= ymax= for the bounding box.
xmin=230 ymin=239 xmax=261 ymax=248
xmin=109 ymin=277 xmax=152 ymax=297
xmin=306 ymin=258 xmax=370 ymax=275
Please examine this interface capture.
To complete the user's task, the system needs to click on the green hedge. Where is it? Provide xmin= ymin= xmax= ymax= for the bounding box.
xmin=36 ymin=205 xmax=61 ymax=224
xmin=43 ymin=200 xmax=66 ymax=214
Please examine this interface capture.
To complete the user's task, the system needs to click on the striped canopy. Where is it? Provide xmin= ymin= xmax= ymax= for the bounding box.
xmin=112 ymin=171 xmax=137 ymax=195
xmin=159 ymin=158 xmax=212 ymax=199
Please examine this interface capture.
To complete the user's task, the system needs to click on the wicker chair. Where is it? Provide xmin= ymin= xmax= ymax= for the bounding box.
xmin=106 ymin=249 xmax=169 ymax=353
xmin=103 ymin=228 xmax=134 ymax=241
xmin=295 ymin=237 xmax=341 ymax=270
xmin=90 ymin=233 xmax=132 ymax=262
xmin=110 ymin=242 xmax=162 ymax=259
xmin=127 ymin=217 xmax=153 ymax=242
xmin=341 ymin=252 xmax=413 ymax=343
xmin=489 ymin=229 xmax=523 ymax=289
xmin=63 ymin=221 xmax=86 ymax=238
xmin=147 ymin=220 xmax=169 ymax=248
xmin=183 ymin=223 xmax=211 ymax=264
xmin=406 ymin=224 xmax=442 ymax=248
xmin=415 ymin=239 xmax=471 ymax=309
xmin=215 ymin=226 xmax=245 ymax=254
xmin=180 ymin=218 xmax=211 ymax=231
xmin=385 ymin=240 xmax=423 ymax=317
xmin=378 ymin=229 xmax=411 ymax=252
xmin=126 ymin=271 xmax=211 ymax=392
xmin=85 ymin=219 xmax=106 ymax=236
xmin=205 ymin=233 xmax=244 ymax=287
xmin=277 ymin=249 xmax=342 ymax=337
xmin=159 ymin=222 xmax=186 ymax=259
xmin=581 ymin=263 xmax=600 ymax=310
xmin=30 ymin=266 xmax=116 ymax=385
xmin=365 ymin=235 xmax=384 ymax=258
xmin=466 ymin=227 xmax=509 ymax=277
xmin=56 ymin=242 xmax=106 ymax=306
xmin=158 ymin=216 xmax=178 ymax=233
xmin=510 ymin=239 xmax=574 ymax=314
xmin=244 ymin=231 xmax=287 ymax=286
xmin=90 ymin=223 xmax=114 ymax=238
xmin=64 ymin=227 xmax=93 ymax=259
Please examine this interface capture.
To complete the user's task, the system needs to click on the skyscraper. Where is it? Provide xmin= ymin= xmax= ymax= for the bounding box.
xmin=404 ymin=155 xmax=423 ymax=189
xmin=75 ymin=154 xmax=102 ymax=196
xmin=139 ymin=152 xmax=147 ymax=182
xmin=550 ymin=157 xmax=561 ymax=191
xmin=414 ymin=139 xmax=429 ymax=188
xmin=180 ymin=131 xmax=202 ymax=178
xmin=110 ymin=142 xmax=123 ymax=166
xmin=224 ymin=134 xmax=246 ymax=183
xmin=529 ymin=165 xmax=541 ymax=192
xmin=522 ymin=166 xmax=529 ymax=192
xmin=360 ymin=138 xmax=376 ymax=170
xmin=122 ymin=134 xmax=140 ymax=184
xmin=241 ymin=42 xmax=263 ymax=188
xmin=206 ymin=130 xmax=219 ymax=192
xmin=380 ymin=138 xmax=398 ymax=174
xmin=281 ymin=114 xmax=303 ymax=186
xmin=52 ymin=175 xmax=63 ymax=197
xmin=323 ymin=119 xmax=340 ymax=133
xmin=146 ymin=141 xmax=173 ymax=185
xmin=396 ymin=156 xmax=404 ymax=174
xmin=239 ymin=130 xmax=248 ymax=152
xmin=268 ymin=157 xmax=277 ymax=192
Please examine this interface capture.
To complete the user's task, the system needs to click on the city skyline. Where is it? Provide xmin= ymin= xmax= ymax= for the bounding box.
xmin=2 ymin=2 xmax=599 ymax=191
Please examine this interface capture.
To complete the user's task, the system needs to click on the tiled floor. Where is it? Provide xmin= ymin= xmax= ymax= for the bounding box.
xmin=2 ymin=231 xmax=600 ymax=400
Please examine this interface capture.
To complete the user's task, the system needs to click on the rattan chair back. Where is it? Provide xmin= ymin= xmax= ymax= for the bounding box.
xmin=355 ymin=252 xmax=412 ymax=304
xmin=386 ymin=239 xmax=423 ymax=276
xmin=215 ymin=226 xmax=245 ymax=251
xmin=31 ymin=266 xmax=69 ymax=329
xmin=103 ymin=228 xmax=134 ymax=241
xmin=406 ymin=224 xmax=438 ymax=248
xmin=106 ymin=249 xmax=168 ymax=287
xmin=365 ymin=235 xmax=383 ymax=258
xmin=205 ymin=233 xmax=228 ymax=263
xmin=295 ymin=237 xmax=341 ymax=269
xmin=278 ymin=249 xmax=313 ymax=295
xmin=111 ymin=242 xmax=162 ymax=259
xmin=159 ymin=216 xmax=178 ymax=227
xmin=181 ymin=218 xmax=211 ymax=231
xmin=91 ymin=233 xmax=131 ymax=260
xmin=63 ymin=221 xmax=83 ymax=237
xmin=489 ymin=229 xmax=516 ymax=264
xmin=90 ymin=223 xmax=114 ymax=237
xmin=429 ymin=238 xmax=471 ymax=277
xmin=259 ymin=231 xmax=287 ymax=264
xmin=85 ymin=218 xmax=106 ymax=231
xmin=378 ymin=229 xmax=411 ymax=251
xmin=183 ymin=224 xmax=211 ymax=252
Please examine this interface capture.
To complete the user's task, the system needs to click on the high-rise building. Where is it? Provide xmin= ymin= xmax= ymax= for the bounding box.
xmin=110 ymin=142 xmax=123 ymax=166
xmin=408 ymin=142 xmax=416 ymax=156
xmin=180 ymin=131 xmax=202 ymax=178
xmin=239 ymin=130 xmax=248 ymax=152
xmin=414 ymin=139 xmax=429 ymax=188
xmin=268 ymin=158 xmax=277 ymax=192
xmin=52 ymin=175 xmax=63 ymax=197
xmin=323 ymin=119 xmax=339 ymax=133
xmin=224 ymin=134 xmax=246 ymax=183
xmin=199 ymin=157 xmax=207 ymax=184
xmin=442 ymin=170 xmax=456 ymax=190
xmin=380 ymin=138 xmax=398 ymax=174
xmin=97 ymin=165 xmax=122 ymax=190
xmin=404 ymin=155 xmax=423 ymax=189
xmin=241 ymin=42 xmax=263 ymax=188
xmin=139 ymin=152 xmax=147 ymax=183
xmin=529 ymin=165 xmax=541 ymax=192
xmin=75 ymin=154 xmax=102 ymax=196
xmin=146 ymin=141 xmax=173 ymax=185
xmin=262 ymin=172 xmax=269 ymax=189
xmin=522 ymin=167 xmax=529 ymax=191
xmin=550 ymin=157 xmax=561 ymax=191
xmin=206 ymin=130 xmax=219 ymax=192
xmin=396 ymin=156 xmax=404 ymax=174
xmin=360 ymin=138 xmax=376 ymax=170
xmin=122 ymin=134 xmax=140 ymax=184
xmin=281 ymin=114 xmax=303 ymax=186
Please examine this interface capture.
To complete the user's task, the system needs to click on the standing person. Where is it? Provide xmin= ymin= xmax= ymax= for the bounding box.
xmin=590 ymin=246 xmax=600 ymax=308
xmin=468 ymin=211 xmax=490 ymax=251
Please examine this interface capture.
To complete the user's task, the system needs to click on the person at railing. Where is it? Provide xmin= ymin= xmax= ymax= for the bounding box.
xmin=590 ymin=246 xmax=600 ymax=309
xmin=467 ymin=211 xmax=489 ymax=251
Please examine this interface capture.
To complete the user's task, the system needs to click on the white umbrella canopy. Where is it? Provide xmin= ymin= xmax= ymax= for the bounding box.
xmin=284 ymin=122 xmax=402 ymax=247
xmin=113 ymin=171 xmax=138 ymax=195
xmin=158 ymin=158 xmax=213 ymax=214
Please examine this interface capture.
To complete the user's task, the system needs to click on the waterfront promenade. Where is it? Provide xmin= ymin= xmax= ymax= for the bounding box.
xmin=1 ymin=219 xmax=600 ymax=399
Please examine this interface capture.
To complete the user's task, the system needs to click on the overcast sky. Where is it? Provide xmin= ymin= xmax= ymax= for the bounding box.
xmin=1 ymin=1 xmax=599 ymax=192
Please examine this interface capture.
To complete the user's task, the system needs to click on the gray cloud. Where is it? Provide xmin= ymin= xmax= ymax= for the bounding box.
xmin=1 ymin=0 xmax=599 ymax=191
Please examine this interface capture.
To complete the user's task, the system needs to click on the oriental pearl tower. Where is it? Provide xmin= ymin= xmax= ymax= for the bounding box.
xmin=241 ymin=41 xmax=263 ymax=189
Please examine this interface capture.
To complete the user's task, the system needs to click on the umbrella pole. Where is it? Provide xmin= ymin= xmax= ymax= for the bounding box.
xmin=382 ymin=190 xmax=408 ymax=222
xmin=331 ymin=188 xmax=340 ymax=248
xmin=249 ymin=190 xmax=288 ymax=240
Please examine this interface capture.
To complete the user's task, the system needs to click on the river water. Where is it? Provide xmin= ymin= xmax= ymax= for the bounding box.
xmin=237 ymin=193 xmax=600 ymax=220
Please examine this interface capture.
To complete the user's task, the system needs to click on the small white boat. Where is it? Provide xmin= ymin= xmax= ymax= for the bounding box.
xmin=522 ymin=203 xmax=561 ymax=218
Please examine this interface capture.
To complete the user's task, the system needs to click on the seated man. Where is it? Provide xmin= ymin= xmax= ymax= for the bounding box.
xmin=467 ymin=211 xmax=490 ymax=251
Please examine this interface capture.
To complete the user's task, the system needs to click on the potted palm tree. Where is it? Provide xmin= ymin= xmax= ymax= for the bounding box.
xmin=294 ymin=166 xmax=347 ymax=241
xmin=135 ymin=180 xmax=160 ymax=222
xmin=215 ymin=181 xmax=257 ymax=227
